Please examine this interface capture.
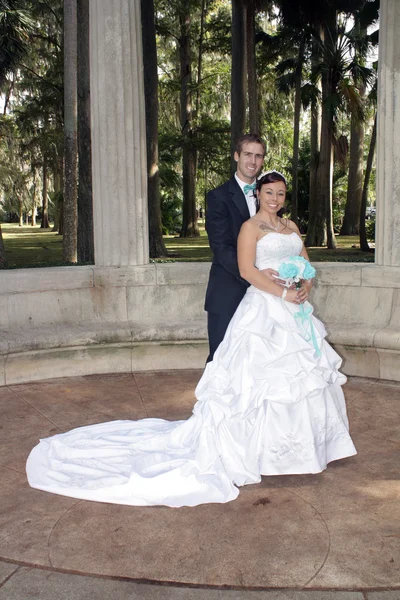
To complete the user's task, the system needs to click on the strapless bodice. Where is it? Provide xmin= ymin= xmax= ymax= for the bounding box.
xmin=255 ymin=232 xmax=303 ymax=270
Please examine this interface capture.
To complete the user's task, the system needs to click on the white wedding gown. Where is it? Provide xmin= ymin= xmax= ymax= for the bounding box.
xmin=26 ymin=232 xmax=356 ymax=507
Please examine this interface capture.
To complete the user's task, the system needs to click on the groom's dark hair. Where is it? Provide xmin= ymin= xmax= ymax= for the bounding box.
xmin=235 ymin=134 xmax=266 ymax=156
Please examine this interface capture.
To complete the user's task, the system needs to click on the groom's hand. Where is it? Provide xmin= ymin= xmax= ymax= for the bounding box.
xmin=260 ymin=268 xmax=287 ymax=286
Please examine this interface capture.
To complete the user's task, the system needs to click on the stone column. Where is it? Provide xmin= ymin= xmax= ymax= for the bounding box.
xmin=375 ymin=0 xmax=400 ymax=267
xmin=89 ymin=0 xmax=149 ymax=266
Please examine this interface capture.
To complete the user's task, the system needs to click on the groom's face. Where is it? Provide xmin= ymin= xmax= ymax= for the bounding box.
xmin=234 ymin=142 xmax=265 ymax=184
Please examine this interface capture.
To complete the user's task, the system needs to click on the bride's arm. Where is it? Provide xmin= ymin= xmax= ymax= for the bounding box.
xmin=237 ymin=222 xmax=300 ymax=303
xmin=285 ymin=219 xmax=314 ymax=301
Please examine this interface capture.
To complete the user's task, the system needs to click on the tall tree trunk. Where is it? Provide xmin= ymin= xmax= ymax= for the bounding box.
xmin=324 ymin=19 xmax=336 ymax=250
xmin=318 ymin=75 xmax=335 ymax=248
xmin=31 ymin=204 xmax=36 ymax=226
xmin=58 ymin=161 xmax=64 ymax=235
xmin=305 ymin=36 xmax=321 ymax=246
xmin=19 ymin=197 xmax=23 ymax=227
xmin=52 ymin=162 xmax=62 ymax=232
xmin=340 ymin=86 xmax=365 ymax=235
xmin=179 ymin=10 xmax=199 ymax=238
xmin=230 ymin=0 xmax=246 ymax=173
xmin=58 ymin=201 xmax=64 ymax=235
xmin=193 ymin=0 xmax=206 ymax=187
xmin=63 ymin=0 xmax=78 ymax=262
xmin=305 ymin=98 xmax=321 ymax=245
xmin=3 ymin=75 xmax=14 ymax=115
xmin=290 ymin=39 xmax=305 ymax=226
xmin=0 ymin=225 xmax=6 ymax=266
xmin=311 ymin=15 xmax=337 ymax=248
xmin=359 ymin=113 xmax=377 ymax=252
xmin=141 ymin=0 xmax=168 ymax=257
xmin=77 ymin=0 xmax=94 ymax=263
xmin=41 ymin=160 xmax=50 ymax=228
xmin=195 ymin=0 xmax=206 ymax=123
xmin=245 ymin=0 xmax=258 ymax=134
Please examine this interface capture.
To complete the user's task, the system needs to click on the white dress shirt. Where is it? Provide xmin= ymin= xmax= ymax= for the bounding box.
xmin=234 ymin=173 xmax=257 ymax=217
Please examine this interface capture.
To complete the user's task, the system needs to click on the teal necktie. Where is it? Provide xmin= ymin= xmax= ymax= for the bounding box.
xmin=243 ymin=183 xmax=256 ymax=195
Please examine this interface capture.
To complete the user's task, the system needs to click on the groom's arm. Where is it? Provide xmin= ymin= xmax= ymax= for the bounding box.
xmin=206 ymin=190 xmax=248 ymax=285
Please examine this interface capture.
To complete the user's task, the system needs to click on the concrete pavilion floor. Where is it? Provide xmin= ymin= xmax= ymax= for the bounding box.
xmin=0 ymin=371 xmax=399 ymax=600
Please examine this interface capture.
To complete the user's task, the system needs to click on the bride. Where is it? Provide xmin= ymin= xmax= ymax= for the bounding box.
xmin=26 ymin=171 xmax=356 ymax=508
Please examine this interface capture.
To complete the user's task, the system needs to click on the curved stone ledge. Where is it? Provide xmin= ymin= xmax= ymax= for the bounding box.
xmin=0 ymin=340 xmax=208 ymax=386
xmin=0 ymin=262 xmax=399 ymax=385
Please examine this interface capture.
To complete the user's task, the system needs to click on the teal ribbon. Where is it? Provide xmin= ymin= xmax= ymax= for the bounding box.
xmin=294 ymin=304 xmax=322 ymax=357
xmin=243 ymin=183 xmax=256 ymax=195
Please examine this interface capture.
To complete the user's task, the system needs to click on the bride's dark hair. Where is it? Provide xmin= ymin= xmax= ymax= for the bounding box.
xmin=255 ymin=171 xmax=287 ymax=214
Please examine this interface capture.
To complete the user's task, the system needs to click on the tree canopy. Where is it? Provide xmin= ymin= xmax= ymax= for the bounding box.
xmin=0 ymin=0 xmax=379 ymax=267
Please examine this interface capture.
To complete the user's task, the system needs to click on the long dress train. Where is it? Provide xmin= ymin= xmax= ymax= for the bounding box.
xmin=26 ymin=232 xmax=357 ymax=507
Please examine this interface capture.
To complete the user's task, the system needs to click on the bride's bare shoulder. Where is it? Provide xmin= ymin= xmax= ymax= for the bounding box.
xmin=239 ymin=219 xmax=260 ymax=242
xmin=240 ymin=218 xmax=259 ymax=233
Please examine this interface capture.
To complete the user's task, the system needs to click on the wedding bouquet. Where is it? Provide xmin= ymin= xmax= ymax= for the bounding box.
xmin=278 ymin=256 xmax=321 ymax=357
xmin=278 ymin=256 xmax=316 ymax=287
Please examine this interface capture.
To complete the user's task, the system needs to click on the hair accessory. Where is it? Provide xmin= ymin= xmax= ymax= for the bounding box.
xmin=258 ymin=170 xmax=287 ymax=184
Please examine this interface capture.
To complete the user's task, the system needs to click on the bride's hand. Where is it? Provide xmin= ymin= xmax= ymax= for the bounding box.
xmin=296 ymin=280 xmax=312 ymax=303
xmin=283 ymin=289 xmax=302 ymax=304
xmin=260 ymin=268 xmax=287 ymax=286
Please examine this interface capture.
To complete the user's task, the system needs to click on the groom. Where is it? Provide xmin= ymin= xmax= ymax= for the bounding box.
xmin=205 ymin=133 xmax=266 ymax=362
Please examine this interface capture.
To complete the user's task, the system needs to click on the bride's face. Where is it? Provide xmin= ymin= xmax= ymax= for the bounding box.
xmin=257 ymin=181 xmax=286 ymax=215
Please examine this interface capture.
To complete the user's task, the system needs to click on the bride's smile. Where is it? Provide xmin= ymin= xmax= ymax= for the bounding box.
xmin=257 ymin=181 xmax=286 ymax=219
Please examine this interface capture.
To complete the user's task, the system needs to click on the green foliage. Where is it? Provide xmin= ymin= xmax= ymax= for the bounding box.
xmin=365 ymin=217 xmax=375 ymax=242
xmin=161 ymin=195 xmax=182 ymax=234
xmin=285 ymin=136 xmax=312 ymax=231
xmin=332 ymin=168 xmax=348 ymax=232
xmin=158 ymin=133 xmax=183 ymax=233
xmin=0 ymin=0 xmax=380 ymax=262
xmin=0 ymin=0 xmax=63 ymax=227
xmin=153 ymin=0 xmax=379 ymax=249
xmin=0 ymin=0 xmax=34 ymax=86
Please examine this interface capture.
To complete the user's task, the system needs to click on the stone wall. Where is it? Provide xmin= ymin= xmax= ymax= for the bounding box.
xmin=0 ymin=262 xmax=399 ymax=385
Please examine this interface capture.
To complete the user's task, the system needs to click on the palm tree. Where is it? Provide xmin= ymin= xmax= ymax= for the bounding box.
xmin=340 ymin=0 xmax=379 ymax=235
xmin=279 ymin=0 xmax=370 ymax=248
xmin=306 ymin=16 xmax=372 ymax=247
xmin=232 ymin=0 xmax=273 ymax=157
xmin=359 ymin=64 xmax=378 ymax=252
xmin=244 ymin=0 xmax=258 ymax=134
xmin=304 ymin=32 xmax=322 ymax=245
xmin=318 ymin=20 xmax=374 ymax=246
xmin=230 ymin=0 xmax=246 ymax=173
xmin=274 ymin=26 xmax=311 ymax=226
xmin=63 ymin=0 xmax=77 ymax=263
xmin=141 ymin=0 xmax=168 ymax=257
xmin=0 ymin=0 xmax=33 ymax=266
xmin=178 ymin=2 xmax=200 ymax=237
xmin=359 ymin=112 xmax=376 ymax=252
xmin=0 ymin=0 xmax=32 ymax=86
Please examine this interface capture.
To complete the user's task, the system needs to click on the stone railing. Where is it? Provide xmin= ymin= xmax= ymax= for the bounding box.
xmin=0 ymin=262 xmax=399 ymax=385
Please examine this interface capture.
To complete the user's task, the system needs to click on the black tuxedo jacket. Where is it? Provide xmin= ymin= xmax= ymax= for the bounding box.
xmin=205 ymin=177 xmax=251 ymax=315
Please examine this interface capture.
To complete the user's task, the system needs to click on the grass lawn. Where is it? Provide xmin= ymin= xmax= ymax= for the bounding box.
xmin=1 ymin=221 xmax=374 ymax=269
xmin=162 ymin=225 xmax=374 ymax=263
xmin=1 ymin=223 xmax=64 ymax=268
